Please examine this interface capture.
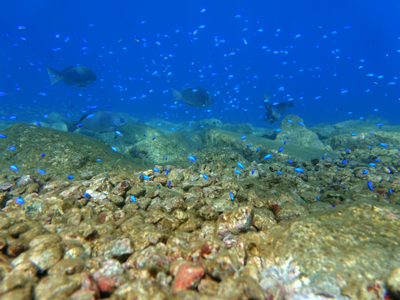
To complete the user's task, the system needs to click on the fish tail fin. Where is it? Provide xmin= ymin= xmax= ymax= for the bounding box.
xmin=46 ymin=67 xmax=62 ymax=85
xmin=263 ymin=90 xmax=271 ymax=101
xmin=170 ymin=88 xmax=182 ymax=102
xmin=287 ymin=99 xmax=294 ymax=107
xmin=62 ymin=119 xmax=78 ymax=132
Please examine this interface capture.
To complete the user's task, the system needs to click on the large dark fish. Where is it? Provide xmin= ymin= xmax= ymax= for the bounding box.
xmin=47 ymin=66 xmax=96 ymax=88
xmin=62 ymin=111 xmax=125 ymax=133
xmin=263 ymin=90 xmax=294 ymax=124
xmin=171 ymin=87 xmax=214 ymax=107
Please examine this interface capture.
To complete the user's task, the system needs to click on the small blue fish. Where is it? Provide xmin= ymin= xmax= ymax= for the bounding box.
xmin=131 ymin=195 xmax=136 ymax=203
xmin=96 ymin=158 xmax=101 ymax=161
xmin=0 ymin=134 xmax=6 ymax=138
xmin=237 ymin=162 xmax=244 ymax=169
xmin=351 ymin=133 xmax=356 ymax=136
xmin=277 ymin=170 xmax=282 ymax=174
xmin=251 ymin=169 xmax=254 ymax=174
xmin=111 ymin=147 xmax=117 ymax=151
xmin=283 ymin=141 xmax=286 ymax=144
xmin=256 ymin=148 xmax=260 ymax=152
xmin=166 ymin=169 xmax=169 ymax=175
xmin=294 ymin=168 xmax=304 ymax=173
xmin=203 ymin=174 xmax=208 ymax=180
xmin=288 ymin=159 xmax=293 ymax=164
xmin=152 ymin=136 xmax=155 ymax=140
xmin=369 ymin=163 xmax=376 ymax=167
xmin=86 ymin=113 xmax=95 ymax=119
xmin=342 ymin=160 xmax=347 ymax=164
xmin=376 ymin=123 xmax=385 ymax=127
xmin=367 ymin=146 xmax=371 ymax=149
xmin=278 ymin=148 xmax=283 ymax=152
xmin=143 ymin=175 xmax=150 ymax=180
xmin=36 ymin=169 xmax=46 ymax=175
xmin=9 ymin=116 xmax=18 ymax=120
xmin=389 ymin=189 xmax=393 ymax=194
xmin=40 ymin=153 xmax=45 ymax=157
xmin=153 ymin=168 xmax=159 ymax=172
xmin=363 ymin=170 xmax=369 ymax=174
xmin=84 ymin=192 xmax=91 ymax=197
xmin=165 ymin=156 xmax=167 ymax=160
xmin=247 ymin=143 xmax=252 ymax=148
xmin=229 ymin=191 xmax=234 ymax=200
xmin=379 ymin=143 xmax=388 ymax=147
xmin=115 ymin=130 xmax=122 ymax=136
xmin=188 ymin=156 xmax=196 ymax=162
xmin=9 ymin=165 xmax=18 ymax=172
xmin=139 ymin=174 xmax=142 ymax=179
xmin=168 ymin=181 xmax=171 ymax=188
xmin=287 ymin=119 xmax=293 ymax=123
xmin=8 ymin=146 xmax=16 ymax=151
xmin=375 ymin=158 xmax=380 ymax=162
xmin=274 ymin=129 xmax=281 ymax=132
xmin=15 ymin=197 xmax=24 ymax=205
xmin=67 ymin=175 xmax=74 ymax=179
xmin=241 ymin=136 xmax=246 ymax=140
xmin=234 ymin=170 xmax=242 ymax=174
xmin=298 ymin=121 xmax=304 ymax=126
xmin=264 ymin=154 xmax=272 ymax=159
xmin=35 ymin=121 xmax=41 ymax=126
xmin=367 ymin=181 xmax=373 ymax=191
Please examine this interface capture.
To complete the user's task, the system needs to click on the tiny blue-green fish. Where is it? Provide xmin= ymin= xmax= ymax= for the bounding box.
xmin=168 ymin=181 xmax=171 ymax=188
xmin=288 ymin=159 xmax=293 ymax=164
xmin=152 ymin=136 xmax=155 ymax=140
xmin=351 ymin=133 xmax=356 ymax=136
xmin=84 ymin=192 xmax=90 ymax=197
xmin=363 ymin=170 xmax=369 ymax=174
xmin=36 ymin=169 xmax=45 ymax=175
xmin=241 ymin=136 xmax=246 ymax=140
xmin=229 ymin=191 xmax=234 ymax=200
xmin=369 ymin=163 xmax=376 ymax=167
xmin=277 ymin=170 xmax=282 ymax=174
xmin=264 ymin=154 xmax=272 ymax=159
xmin=0 ymin=134 xmax=6 ymax=138
xmin=143 ymin=175 xmax=150 ymax=180
xmin=251 ymin=169 xmax=254 ymax=174
xmin=346 ymin=149 xmax=350 ymax=152
xmin=375 ymin=158 xmax=380 ymax=162
xmin=287 ymin=119 xmax=293 ymax=123
xmin=247 ymin=143 xmax=252 ymax=148
xmin=86 ymin=114 xmax=95 ymax=119
xmin=322 ymin=156 xmax=325 ymax=159
xmin=274 ymin=129 xmax=281 ymax=132
xmin=369 ymin=132 xmax=374 ymax=135
xmin=367 ymin=146 xmax=371 ymax=149
xmin=165 ymin=156 xmax=167 ymax=160
xmin=131 ymin=195 xmax=136 ymax=203
xmin=96 ymin=158 xmax=101 ymax=161
xmin=35 ymin=121 xmax=41 ymax=126
xmin=376 ymin=123 xmax=385 ymax=127
xmin=294 ymin=168 xmax=304 ymax=173
xmin=9 ymin=116 xmax=18 ymax=120
xmin=379 ymin=143 xmax=388 ymax=147
xmin=8 ymin=146 xmax=16 ymax=151
xmin=67 ymin=175 xmax=73 ymax=179
xmin=278 ymin=148 xmax=283 ymax=152
xmin=188 ymin=156 xmax=196 ymax=162
xmin=203 ymin=174 xmax=208 ymax=180
xmin=9 ymin=165 xmax=18 ymax=172
xmin=153 ymin=168 xmax=159 ymax=172
xmin=283 ymin=141 xmax=286 ymax=144
xmin=15 ymin=197 xmax=24 ymax=205
xmin=234 ymin=170 xmax=241 ymax=174
xmin=115 ymin=130 xmax=122 ymax=136
xmin=256 ymin=148 xmax=260 ymax=152
xmin=139 ymin=174 xmax=142 ymax=179
xmin=298 ymin=121 xmax=304 ymax=126
xmin=342 ymin=160 xmax=347 ymax=164
xmin=389 ymin=189 xmax=393 ymax=193
xmin=367 ymin=181 xmax=373 ymax=191
xmin=40 ymin=153 xmax=45 ymax=157
xmin=166 ymin=170 xmax=169 ymax=175
xmin=237 ymin=162 xmax=244 ymax=169
xmin=77 ymin=123 xmax=82 ymax=128
xmin=111 ymin=147 xmax=117 ymax=151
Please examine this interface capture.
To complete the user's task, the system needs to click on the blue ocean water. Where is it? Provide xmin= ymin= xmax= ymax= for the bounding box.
xmin=1 ymin=0 xmax=400 ymax=128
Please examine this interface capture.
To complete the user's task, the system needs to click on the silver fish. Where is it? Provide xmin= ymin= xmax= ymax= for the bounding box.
xmin=63 ymin=111 xmax=125 ymax=133
xmin=47 ymin=66 xmax=96 ymax=88
xmin=170 ymin=87 xmax=214 ymax=107
xmin=263 ymin=90 xmax=294 ymax=124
